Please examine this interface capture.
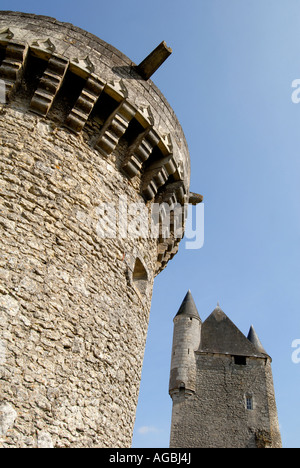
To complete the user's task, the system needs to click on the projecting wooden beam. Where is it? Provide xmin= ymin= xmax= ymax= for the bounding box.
xmin=188 ymin=192 xmax=204 ymax=205
xmin=136 ymin=41 xmax=172 ymax=80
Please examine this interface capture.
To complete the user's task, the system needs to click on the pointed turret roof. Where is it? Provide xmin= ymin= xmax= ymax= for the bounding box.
xmin=175 ymin=290 xmax=201 ymax=321
xmin=198 ymin=305 xmax=268 ymax=358
xmin=247 ymin=325 xmax=268 ymax=356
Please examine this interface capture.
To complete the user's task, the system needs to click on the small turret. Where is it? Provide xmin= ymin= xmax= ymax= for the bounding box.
xmin=247 ymin=325 xmax=269 ymax=357
xmin=169 ymin=291 xmax=201 ymax=396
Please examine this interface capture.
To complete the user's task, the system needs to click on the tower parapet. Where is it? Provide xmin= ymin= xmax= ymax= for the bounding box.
xmin=0 ymin=12 xmax=199 ymax=448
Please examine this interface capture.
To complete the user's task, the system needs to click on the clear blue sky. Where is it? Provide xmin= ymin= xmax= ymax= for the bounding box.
xmin=2 ymin=0 xmax=300 ymax=448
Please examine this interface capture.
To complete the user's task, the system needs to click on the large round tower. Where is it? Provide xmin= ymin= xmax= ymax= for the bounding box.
xmin=0 ymin=12 xmax=195 ymax=448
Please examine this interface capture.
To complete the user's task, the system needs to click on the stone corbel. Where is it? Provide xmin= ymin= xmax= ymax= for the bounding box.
xmin=65 ymin=74 xmax=105 ymax=133
xmin=29 ymin=54 xmax=69 ymax=116
xmin=0 ymin=41 xmax=29 ymax=101
xmin=122 ymin=127 xmax=160 ymax=178
xmin=94 ymin=99 xmax=136 ymax=157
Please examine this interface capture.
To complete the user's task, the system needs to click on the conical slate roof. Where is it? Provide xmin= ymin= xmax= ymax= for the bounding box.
xmin=198 ymin=305 xmax=269 ymax=358
xmin=247 ymin=325 xmax=268 ymax=355
xmin=175 ymin=290 xmax=201 ymax=321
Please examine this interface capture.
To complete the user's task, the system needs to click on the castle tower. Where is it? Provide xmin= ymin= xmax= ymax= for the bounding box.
xmin=0 ymin=12 xmax=200 ymax=448
xmin=169 ymin=291 xmax=202 ymax=395
xmin=169 ymin=296 xmax=282 ymax=448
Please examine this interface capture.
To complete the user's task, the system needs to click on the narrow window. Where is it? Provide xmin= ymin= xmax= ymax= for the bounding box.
xmin=132 ymin=258 xmax=148 ymax=294
xmin=234 ymin=355 xmax=246 ymax=366
xmin=246 ymin=396 xmax=253 ymax=410
xmin=179 ymin=383 xmax=185 ymax=393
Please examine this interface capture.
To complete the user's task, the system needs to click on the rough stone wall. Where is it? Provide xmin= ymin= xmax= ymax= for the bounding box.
xmin=170 ymin=354 xmax=282 ymax=448
xmin=0 ymin=12 xmax=191 ymax=448
xmin=0 ymin=107 xmax=156 ymax=448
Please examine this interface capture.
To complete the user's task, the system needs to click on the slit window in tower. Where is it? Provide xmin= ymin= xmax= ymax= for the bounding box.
xmin=132 ymin=258 xmax=148 ymax=294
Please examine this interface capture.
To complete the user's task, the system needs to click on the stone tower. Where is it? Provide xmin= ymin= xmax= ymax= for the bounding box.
xmin=169 ymin=292 xmax=282 ymax=448
xmin=0 ymin=12 xmax=200 ymax=448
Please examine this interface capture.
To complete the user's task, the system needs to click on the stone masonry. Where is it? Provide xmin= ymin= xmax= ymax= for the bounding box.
xmin=0 ymin=12 xmax=197 ymax=448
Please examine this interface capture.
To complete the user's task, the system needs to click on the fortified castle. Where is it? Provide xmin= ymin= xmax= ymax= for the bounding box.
xmin=169 ymin=292 xmax=282 ymax=448
xmin=0 ymin=11 xmax=280 ymax=448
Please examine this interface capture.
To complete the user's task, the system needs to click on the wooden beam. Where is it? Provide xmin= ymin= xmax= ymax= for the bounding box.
xmin=136 ymin=41 xmax=172 ymax=80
